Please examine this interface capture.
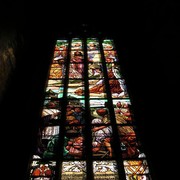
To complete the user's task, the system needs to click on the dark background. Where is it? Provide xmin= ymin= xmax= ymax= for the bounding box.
xmin=1 ymin=1 xmax=179 ymax=179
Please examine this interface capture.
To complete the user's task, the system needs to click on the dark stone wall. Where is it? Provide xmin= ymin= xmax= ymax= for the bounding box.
xmin=0 ymin=30 xmax=22 ymax=102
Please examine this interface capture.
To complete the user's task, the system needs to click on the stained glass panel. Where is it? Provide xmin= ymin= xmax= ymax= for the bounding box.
xmin=27 ymin=37 xmax=152 ymax=180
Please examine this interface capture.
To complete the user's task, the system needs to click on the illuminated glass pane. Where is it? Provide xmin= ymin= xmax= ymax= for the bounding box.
xmin=69 ymin=63 xmax=84 ymax=79
xmin=29 ymin=160 xmax=56 ymax=178
xmin=55 ymin=39 xmax=68 ymax=51
xmin=90 ymin=107 xmax=110 ymax=124
xmin=112 ymin=99 xmax=131 ymax=109
xmin=92 ymin=125 xmax=112 ymax=137
xmin=47 ymin=79 xmax=64 ymax=87
xmin=65 ymin=104 xmax=85 ymax=125
xmin=87 ymin=38 xmax=100 ymax=50
xmin=123 ymin=160 xmax=150 ymax=175
xmin=89 ymin=79 xmax=107 ymax=98
xmin=70 ymin=50 xmax=84 ymax=62
xmin=34 ymin=132 xmax=59 ymax=159
xmin=42 ymin=126 xmax=59 ymax=139
xmin=92 ymin=125 xmax=113 ymax=158
xmin=71 ymin=38 xmax=83 ymax=50
xmin=67 ymin=98 xmax=85 ymax=106
xmin=43 ymin=100 xmax=60 ymax=109
xmin=106 ymin=63 xmax=122 ymax=78
xmin=53 ymin=50 xmax=67 ymax=63
xmin=27 ymin=37 xmax=152 ymax=180
xmin=49 ymin=64 xmax=66 ymax=79
xmin=115 ymin=112 xmax=132 ymax=124
xmin=102 ymin=39 xmax=115 ymax=51
xmin=104 ymin=50 xmax=119 ymax=62
xmin=63 ymin=135 xmax=85 ymax=159
xmin=41 ymin=108 xmax=61 ymax=125
xmin=108 ymin=76 xmax=129 ymax=98
xmin=113 ymin=99 xmax=133 ymax=124
xmin=67 ymin=79 xmax=85 ymax=98
xmin=88 ymin=50 xmax=101 ymax=62
xmin=65 ymin=125 xmax=85 ymax=134
xmin=70 ymin=50 xmax=84 ymax=78
xmin=42 ymin=100 xmax=61 ymax=125
xmin=45 ymin=86 xmax=64 ymax=99
xmin=126 ymin=174 xmax=152 ymax=180
xmin=93 ymin=160 xmax=119 ymax=179
xmin=120 ymin=135 xmax=144 ymax=159
xmin=117 ymin=126 xmax=135 ymax=136
xmin=118 ymin=126 xmax=146 ymax=159
xmin=89 ymin=99 xmax=108 ymax=108
xmin=61 ymin=161 xmax=86 ymax=180
xmin=92 ymin=136 xmax=114 ymax=159
xmin=36 ymin=126 xmax=59 ymax=159
xmin=88 ymin=62 xmax=103 ymax=78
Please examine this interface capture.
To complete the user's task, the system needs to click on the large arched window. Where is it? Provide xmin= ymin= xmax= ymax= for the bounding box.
xmin=27 ymin=37 xmax=152 ymax=180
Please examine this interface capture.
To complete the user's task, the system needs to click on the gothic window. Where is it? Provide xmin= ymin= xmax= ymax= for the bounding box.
xmin=28 ymin=37 xmax=152 ymax=180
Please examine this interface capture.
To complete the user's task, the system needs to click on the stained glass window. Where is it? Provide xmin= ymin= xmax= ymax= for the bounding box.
xmin=27 ymin=37 xmax=152 ymax=179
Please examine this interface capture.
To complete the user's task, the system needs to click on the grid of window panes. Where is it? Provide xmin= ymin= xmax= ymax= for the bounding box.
xmin=28 ymin=38 xmax=152 ymax=180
